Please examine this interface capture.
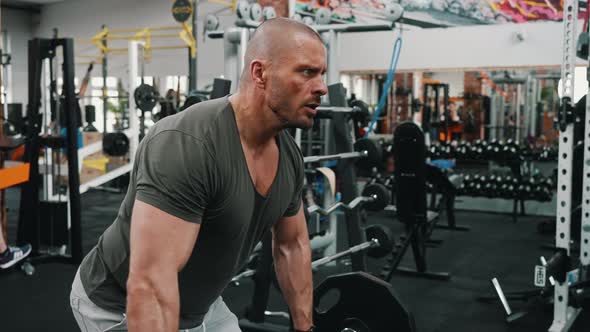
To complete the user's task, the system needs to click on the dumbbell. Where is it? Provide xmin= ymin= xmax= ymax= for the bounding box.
xmin=495 ymin=175 xmax=507 ymax=197
xmin=483 ymin=175 xmax=497 ymax=198
xmin=486 ymin=139 xmax=502 ymax=160
xmin=465 ymin=141 xmax=476 ymax=160
xmin=455 ymin=140 xmax=470 ymax=159
xmin=439 ymin=142 xmax=453 ymax=159
xmin=480 ymin=141 xmax=489 ymax=159
xmin=532 ymin=176 xmax=554 ymax=201
xmin=504 ymin=139 xmax=521 ymax=161
xmin=517 ymin=182 xmax=533 ymax=200
xmin=502 ymin=175 xmax=518 ymax=199
xmin=461 ymin=174 xmax=473 ymax=195
xmin=470 ymin=174 xmax=481 ymax=196
xmin=429 ymin=144 xmax=440 ymax=159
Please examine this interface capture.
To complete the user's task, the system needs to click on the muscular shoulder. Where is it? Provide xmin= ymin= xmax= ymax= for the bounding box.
xmin=147 ymin=96 xmax=230 ymax=143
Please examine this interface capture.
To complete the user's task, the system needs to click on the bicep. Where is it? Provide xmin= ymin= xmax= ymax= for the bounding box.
xmin=129 ymin=200 xmax=200 ymax=279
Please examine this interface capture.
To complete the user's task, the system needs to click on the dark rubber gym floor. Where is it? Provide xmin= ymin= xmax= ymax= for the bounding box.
xmin=1 ymin=187 xmax=589 ymax=332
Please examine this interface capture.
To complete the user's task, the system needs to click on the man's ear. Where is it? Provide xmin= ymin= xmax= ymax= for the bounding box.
xmin=251 ymin=60 xmax=267 ymax=88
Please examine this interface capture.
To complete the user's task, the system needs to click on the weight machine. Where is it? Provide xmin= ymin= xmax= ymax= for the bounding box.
xmin=17 ymin=37 xmax=83 ymax=273
xmin=13 ymin=36 xmax=144 ymax=275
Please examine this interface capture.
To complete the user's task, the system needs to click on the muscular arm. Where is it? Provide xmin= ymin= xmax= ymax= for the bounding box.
xmin=272 ymin=203 xmax=313 ymax=331
xmin=126 ymin=200 xmax=200 ymax=332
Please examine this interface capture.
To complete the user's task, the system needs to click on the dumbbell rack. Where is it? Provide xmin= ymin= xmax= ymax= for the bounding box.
xmin=546 ymin=2 xmax=590 ymax=330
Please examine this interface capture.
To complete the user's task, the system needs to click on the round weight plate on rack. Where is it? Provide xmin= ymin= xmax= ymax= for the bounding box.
xmin=134 ymin=84 xmax=159 ymax=113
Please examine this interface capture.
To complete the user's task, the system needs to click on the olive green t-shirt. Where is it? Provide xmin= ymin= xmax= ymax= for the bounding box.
xmin=79 ymin=96 xmax=304 ymax=328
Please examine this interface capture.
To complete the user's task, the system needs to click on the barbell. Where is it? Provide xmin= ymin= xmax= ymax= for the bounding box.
xmin=231 ymin=224 xmax=394 ymax=284
xmin=303 ymin=138 xmax=382 ymax=170
xmin=307 ymin=183 xmax=390 ymax=214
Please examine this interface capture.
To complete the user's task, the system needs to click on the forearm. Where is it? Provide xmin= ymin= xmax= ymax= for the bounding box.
xmin=273 ymin=236 xmax=313 ymax=330
xmin=126 ymin=278 xmax=179 ymax=332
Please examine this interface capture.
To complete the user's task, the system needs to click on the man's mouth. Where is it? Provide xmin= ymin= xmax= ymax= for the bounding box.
xmin=304 ymin=103 xmax=320 ymax=114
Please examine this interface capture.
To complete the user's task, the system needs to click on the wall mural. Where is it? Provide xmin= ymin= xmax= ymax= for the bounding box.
xmin=294 ymin=0 xmax=567 ymax=24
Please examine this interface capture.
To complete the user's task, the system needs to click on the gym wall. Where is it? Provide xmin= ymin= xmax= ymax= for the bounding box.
xmin=339 ymin=21 xmax=579 ymax=72
xmin=33 ymin=0 xmax=236 ymax=91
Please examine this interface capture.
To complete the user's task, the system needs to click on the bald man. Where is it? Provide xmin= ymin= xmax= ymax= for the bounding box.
xmin=69 ymin=18 xmax=327 ymax=332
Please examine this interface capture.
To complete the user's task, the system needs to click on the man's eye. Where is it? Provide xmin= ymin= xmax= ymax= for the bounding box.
xmin=303 ymin=69 xmax=313 ymax=76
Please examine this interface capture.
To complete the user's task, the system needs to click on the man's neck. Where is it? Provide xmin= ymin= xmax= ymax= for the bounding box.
xmin=229 ymin=92 xmax=282 ymax=149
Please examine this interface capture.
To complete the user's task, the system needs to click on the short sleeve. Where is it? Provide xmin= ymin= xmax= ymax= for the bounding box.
xmin=282 ymin=144 xmax=305 ymax=217
xmin=135 ymin=131 xmax=217 ymax=223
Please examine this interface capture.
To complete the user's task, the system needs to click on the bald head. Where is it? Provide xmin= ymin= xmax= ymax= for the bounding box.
xmin=240 ymin=18 xmax=324 ymax=87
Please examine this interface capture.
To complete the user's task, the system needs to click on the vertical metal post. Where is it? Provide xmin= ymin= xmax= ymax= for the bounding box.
xmin=327 ymin=30 xmax=338 ymax=85
xmin=526 ymin=75 xmax=536 ymax=137
xmin=239 ymin=28 xmax=249 ymax=78
xmin=18 ymin=39 xmax=43 ymax=250
xmin=516 ymin=83 xmax=521 ymax=141
xmin=443 ymin=84 xmax=449 ymax=142
xmin=41 ymin=58 xmax=54 ymax=201
xmin=61 ymin=38 xmax=83 ymax=263
xmin=3 ymin=32 xmax=14 ymax=104
xmin=581 ymin=0 xmax=590 ymax=286
xmin=498 ymin=85 xmax=505 ymax=140
xmin=128 ymin=41 xmax=143 ymax=163
xmin=223 ymin=28 xmax=240 ymax=94
xmin=188 ymin=0 xmax=198 ymax=92
xmin=101 ymin=25 xmax=108 ymax=133
xmin=549 ymin=0 xmax=581 ymax=329
xmin=0 ymin=30 xmax=4 ymax=243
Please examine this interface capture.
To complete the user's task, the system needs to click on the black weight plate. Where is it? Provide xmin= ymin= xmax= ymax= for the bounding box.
xmin=314 ymin=272 xmax=416 ymax=332
xmin=134 ymin=84 xmax=159 ymax=113
xmin=365 ymin=224 xmax=394 ymax=258
xmin=103 ymin=132 xmax=129 ymax=156
xmin=350 ymin=99 xmax=370 ymax=125
xmin=361 ymin=183 xmax=390 ymax=211
xmin=354 ymin=138 xmax=382 ymax=171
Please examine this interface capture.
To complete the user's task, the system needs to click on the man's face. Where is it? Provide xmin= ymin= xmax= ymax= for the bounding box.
xmin=266 ymin=35 xmax=328 ymax=129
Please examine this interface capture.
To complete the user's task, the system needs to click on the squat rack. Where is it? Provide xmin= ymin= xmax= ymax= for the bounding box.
xmin=550 ymin=0 xmax=590 ymax=329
